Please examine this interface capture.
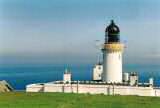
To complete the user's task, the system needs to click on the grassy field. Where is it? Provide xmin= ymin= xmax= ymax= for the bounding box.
xmin=0 ymin=92 xmax=159 ymax=108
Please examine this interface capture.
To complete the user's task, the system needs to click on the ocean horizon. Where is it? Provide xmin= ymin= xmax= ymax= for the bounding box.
xmin=0 ymin=63 xmax=160 ymax=90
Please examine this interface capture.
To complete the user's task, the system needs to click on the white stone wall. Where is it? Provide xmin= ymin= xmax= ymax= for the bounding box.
xmin=154 ymin=89 xmax=160 ymax=96
xmin=44 ymin=84 xmax=63 ymax=92
xmin=26 ymin=84 xmax=44 ymax=92
xmin=26 ymin=83 xmax=160 ymax=97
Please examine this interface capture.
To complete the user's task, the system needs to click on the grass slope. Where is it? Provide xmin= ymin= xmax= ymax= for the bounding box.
xmin=0 ymin=92 xmax=159 ymax=108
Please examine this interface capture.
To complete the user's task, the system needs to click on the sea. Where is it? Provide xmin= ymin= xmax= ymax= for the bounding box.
xmin=0 ymin=63 xmax=160 ymax=90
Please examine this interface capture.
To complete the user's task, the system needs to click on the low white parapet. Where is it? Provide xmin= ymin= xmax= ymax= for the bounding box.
xmin=154 ymin=89 xmax=160 ymax=96
xmin=26 ymin=84 xmax=44 ymax=92
xmin=26 ymin=82 xmax=159 ymax=97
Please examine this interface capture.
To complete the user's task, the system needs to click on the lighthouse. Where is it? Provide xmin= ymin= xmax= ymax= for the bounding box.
xmin=102 ymin=20 xmax=124 ymax=83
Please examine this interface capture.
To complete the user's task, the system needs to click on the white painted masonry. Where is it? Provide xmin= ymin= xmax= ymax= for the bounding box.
xmin=103 ymin=51 xmax=122 ymax=83
xmin=93 ymin=64 xmax=103 ymax=81
xmin=26 ymin=82 xmax=160 ymax=97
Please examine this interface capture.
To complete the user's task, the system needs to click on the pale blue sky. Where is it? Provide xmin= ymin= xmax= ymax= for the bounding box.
xmin=0 ymin=0 xmax=160 ymax=64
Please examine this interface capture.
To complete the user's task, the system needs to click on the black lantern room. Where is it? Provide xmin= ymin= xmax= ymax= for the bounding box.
xmin=105 ymin=20 xmax=120 ymax=43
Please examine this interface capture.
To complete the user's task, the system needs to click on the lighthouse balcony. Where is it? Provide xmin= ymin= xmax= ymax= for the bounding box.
xmin=102 ymin=43 xmax=124 ymax=52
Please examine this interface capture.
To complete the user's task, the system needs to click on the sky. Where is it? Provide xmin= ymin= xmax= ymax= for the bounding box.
xmin=0 ymin=0 xmax=160 ymax=65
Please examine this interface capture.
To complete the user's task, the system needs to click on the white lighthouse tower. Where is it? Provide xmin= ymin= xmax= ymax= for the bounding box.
xmin=102 ymin=20 xmax=124 ymax=83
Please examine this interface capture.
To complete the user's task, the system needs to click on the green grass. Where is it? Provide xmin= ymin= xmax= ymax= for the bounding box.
xmin=0 ymin=92 xmax=159 ymax=108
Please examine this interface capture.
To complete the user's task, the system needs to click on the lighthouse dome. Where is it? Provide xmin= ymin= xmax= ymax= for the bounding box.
xmin=105 ymin=20 xmax=120 ymax=34
xmin=105 ymin=20 xmax=120 ymax=43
